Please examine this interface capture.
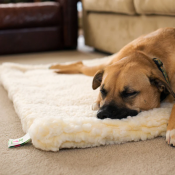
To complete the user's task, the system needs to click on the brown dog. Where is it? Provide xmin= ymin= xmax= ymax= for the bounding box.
xmin=50 ymin=27 xmax=175 ymax=146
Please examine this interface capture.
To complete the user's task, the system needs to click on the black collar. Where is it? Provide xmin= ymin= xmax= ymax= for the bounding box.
xmin=152 ymin=58 xmax=170 ymax=85
xmin=152 ymin=58 xmax=170 ymax=102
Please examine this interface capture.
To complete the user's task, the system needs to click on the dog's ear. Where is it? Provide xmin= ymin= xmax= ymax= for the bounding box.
xmin=149 ymin=75 xmax=175 ymax=98
xmin=92 ymin=70 xmax=104 ymax=90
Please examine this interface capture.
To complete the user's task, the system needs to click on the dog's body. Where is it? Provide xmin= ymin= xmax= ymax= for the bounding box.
xmin=50 ymin=27 xmax=175 ymax=146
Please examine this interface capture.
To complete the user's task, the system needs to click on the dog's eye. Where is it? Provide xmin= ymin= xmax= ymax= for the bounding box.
xmin=100 ymin=88 xmax=107 ymax=98
xmin=122 ymin=91 xmax=138 ymax=98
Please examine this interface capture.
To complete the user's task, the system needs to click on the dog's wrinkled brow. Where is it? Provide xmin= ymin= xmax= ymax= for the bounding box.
xmin=100 ymin=84 xmax=107 ymax=99
xmin=123 ymin=86 xmax=135 ymax=93
xmin=101 ymin=84 xmax=105 ymax=89
xmin=123 ymin=86 xmax=130 ymax=92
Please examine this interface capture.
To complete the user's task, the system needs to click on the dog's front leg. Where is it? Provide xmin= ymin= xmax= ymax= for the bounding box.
xmin=166 ymin=104 xmax=175 ymax=146
xmin=92 ymin=93 xmax=102 ymax=111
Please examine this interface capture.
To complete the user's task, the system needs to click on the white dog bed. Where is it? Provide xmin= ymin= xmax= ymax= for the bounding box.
xmin=0 ymin=58 xmax=173 ymax=151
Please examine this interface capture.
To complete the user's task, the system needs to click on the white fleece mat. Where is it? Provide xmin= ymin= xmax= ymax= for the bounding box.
xmin=0 ymin=58 xmax=173 ymax=151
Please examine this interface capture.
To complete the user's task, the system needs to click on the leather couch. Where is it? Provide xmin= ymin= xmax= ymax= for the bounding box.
xmin=0 ymin=0 xmax=78 ymax=54
xmin=82 ymin=0 xmax=175 ymax=54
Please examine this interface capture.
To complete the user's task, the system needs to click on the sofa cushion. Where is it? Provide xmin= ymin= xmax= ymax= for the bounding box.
xmin=0 ymin=2 xmax=61 ymax=30
xmin=83 ymin=0 xmax=136 ymax=15
xmin=134 ymin=0 xmax=175 ymax=16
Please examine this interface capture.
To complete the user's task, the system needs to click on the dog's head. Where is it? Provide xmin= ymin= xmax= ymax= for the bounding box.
xmin=92 ymin=54 xmax=175 ymax=119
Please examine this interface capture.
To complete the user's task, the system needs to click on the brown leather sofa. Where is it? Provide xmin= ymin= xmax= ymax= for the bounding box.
xmin=0 ymin=0 xmax=78 ymax=54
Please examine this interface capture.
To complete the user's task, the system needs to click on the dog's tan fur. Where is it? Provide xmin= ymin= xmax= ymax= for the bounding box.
xmin=50 ymin=28 xmax=175 ymax=146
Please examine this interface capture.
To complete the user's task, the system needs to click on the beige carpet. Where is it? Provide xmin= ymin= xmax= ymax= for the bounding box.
xmin=1 ymin=48 xmax=175 ymax=174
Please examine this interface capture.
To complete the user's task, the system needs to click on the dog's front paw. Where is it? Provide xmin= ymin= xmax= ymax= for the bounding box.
xmin=166 ymin=129 xmax=175 ymax=146
xmin=91 ymin=102 xmax=100 ymax=111
xmin=49 ymin=64 xmax=59 ymax=69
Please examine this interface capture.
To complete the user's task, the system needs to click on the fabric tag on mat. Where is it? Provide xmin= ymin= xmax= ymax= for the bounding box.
xmin=8 ymin=133 xmax=31 ymax=148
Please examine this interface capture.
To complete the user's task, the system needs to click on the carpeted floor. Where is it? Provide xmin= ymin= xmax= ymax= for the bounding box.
xmin=1 ymin=40 xmax=175 ymax=175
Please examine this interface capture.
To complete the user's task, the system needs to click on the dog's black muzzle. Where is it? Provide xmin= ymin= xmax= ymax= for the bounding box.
xmin=97 ymin=104 xmax=138 ymax=119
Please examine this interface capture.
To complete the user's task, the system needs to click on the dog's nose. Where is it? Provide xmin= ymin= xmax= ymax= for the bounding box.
xmin=97 ymin=104 xmax=139 ymax=119
xmin=97 ymin=110 xmax=110 ymax=119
